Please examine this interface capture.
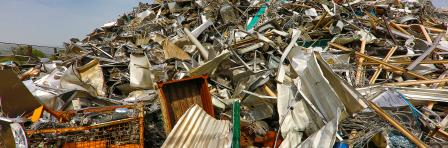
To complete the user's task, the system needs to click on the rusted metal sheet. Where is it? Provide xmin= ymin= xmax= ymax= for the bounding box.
xmin=0 ymin=69 xmax=41 ymax=118
xmin=162 ymin=105 xmax=231 ymax=148
xmin=157 ymin=75 xmax=214 ymax=134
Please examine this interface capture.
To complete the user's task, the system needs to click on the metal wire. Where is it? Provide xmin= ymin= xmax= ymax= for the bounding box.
xmin=27 ymin=106 xmax=144 ymax=148
xmin=341 ymin=109 xmax=424 ymax=148
xmin=29 ymin=120 xmax=141 ymax=148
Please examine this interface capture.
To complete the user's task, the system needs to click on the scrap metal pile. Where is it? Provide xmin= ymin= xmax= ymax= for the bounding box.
xmin=2 ymin=0 xmax=448 ymax=147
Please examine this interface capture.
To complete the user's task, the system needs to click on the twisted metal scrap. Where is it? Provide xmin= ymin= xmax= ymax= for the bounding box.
xmin=340 ymin=110 xmax=422 ymax=147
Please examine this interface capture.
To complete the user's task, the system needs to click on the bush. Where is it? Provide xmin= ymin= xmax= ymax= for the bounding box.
xmin=32 ymin=49 xmax=47 ymax=58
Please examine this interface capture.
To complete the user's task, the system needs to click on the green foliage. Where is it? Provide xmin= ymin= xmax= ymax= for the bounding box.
xmin=32 ymin=49 xmax=47 ymax=58
xmin=0 ymin=56 xmax=23 ymax=64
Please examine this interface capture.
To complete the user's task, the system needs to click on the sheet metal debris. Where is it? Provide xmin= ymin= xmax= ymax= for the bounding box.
xmin=2 ymin=0 xmax=448 ymax=147
xmin=162 ymin=105 xmax=231 ymax=148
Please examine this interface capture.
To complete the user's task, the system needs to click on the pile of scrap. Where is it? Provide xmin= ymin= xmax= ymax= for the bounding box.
xmin=2 ymin=0 xmax=448 ymax=147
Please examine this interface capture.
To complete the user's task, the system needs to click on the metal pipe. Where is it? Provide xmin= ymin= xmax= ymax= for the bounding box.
xmin=363 ymin=60 xmax=448 ymax=65
xmin=263 ymin=85 xmax=277 ymax=98
xmin=184 ymin=28 xmax=209 ymax=60
xmin=139 ymin=105 xmax=145 ymax=148
xmin=420 ymin=25 xmax=433 ymax=43
xmin=369 ymin=46 xmax=397 ymax=85
xmin=313 ymin=12 xmax=328 ymax=30
xmin=355 ymin=40 xmax=366 ymax=86
xmin=89 ymin=43 xmax=114 ymax=59
xmin=191 ymin=20 xmax=213 ymax=38
xmin=390 ymin=22 xmax=411 ymax=35
xmin=238 ymin=42 xmax=264 ymax=54
xmin=383 ymin=16 xmax=398 ymax=45
xmin=396 ymin=24 xmax=446 ymax=33
xmin=407 ymin=33 xmax=444 ymax=70
xmin=436 ymin=128 xmax=448 ymax=141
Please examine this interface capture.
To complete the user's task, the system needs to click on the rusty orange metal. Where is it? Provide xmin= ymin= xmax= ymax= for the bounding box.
xmin=254 ymin=131 xmax=282 ymax=147
xmin=63 ymin=141 xmax=107 ymax=148
xmin=51 ymin=105 xmax=135 ymax=123
xmin=26 ymin=118 xmax=137 ymax=135
xmin=110 ymin=144 xmax=141 ymax=148
xmin=157 ymin=75 xmax=214 ymax=134
xmin=27 ymin=104 xmax=144 ymax=148
xmin=29 ymin=106 xmax=44 ymax=122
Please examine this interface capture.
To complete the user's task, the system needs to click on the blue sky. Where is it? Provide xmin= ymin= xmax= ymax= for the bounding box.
xmin=0 ymin=0 xmax=147 ymax=47
xmin=0 ymin=0 xmax=446 ymax=47
xmin=433 ymin=0 xmax=448 ymax=8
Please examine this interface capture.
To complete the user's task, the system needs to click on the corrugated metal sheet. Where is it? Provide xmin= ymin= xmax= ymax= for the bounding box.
xmin=394 ymin=87 xmax=448 ymax=102
xmin=162 ymin=105 xmax=231 ymax=148
xmin=358 ymin=86 xmax=448 ymax=102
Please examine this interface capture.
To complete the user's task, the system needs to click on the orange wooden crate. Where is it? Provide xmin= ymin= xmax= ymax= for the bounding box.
xmin=157 ymin=75 xmax=214 ymax=134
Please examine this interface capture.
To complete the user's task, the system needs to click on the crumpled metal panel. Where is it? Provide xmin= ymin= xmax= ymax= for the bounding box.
xmin=189 ymin=50 xmax=231 ymax=76
xmin=314 ymin=52 xmax=367 ymax=115
xmin=162 ymin=104 xmax=231 ymax=148
xmin=77 ymin=59 xmax=107 ymax=97
xmin=370 ymin=89 xmax=408 ymax=108
xmin=299 ymin=52 xmax=366 ymax=121
xmin=277 ymin=81 xmax=323 ymax=147
xmin=60 ymin=65 xmax=97 ymax=96
xmin=130 ymin=53 xmax=154 ymax=89
xmin=296 ymin=109 xmax=340 ymax=148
